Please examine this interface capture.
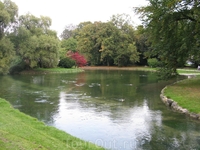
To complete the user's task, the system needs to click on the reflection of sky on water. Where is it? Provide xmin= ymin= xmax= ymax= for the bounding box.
xmin=1 ymin=71 xmax=200 ymax=150
xmin=54 ymin=92 xmax=162 ymax=150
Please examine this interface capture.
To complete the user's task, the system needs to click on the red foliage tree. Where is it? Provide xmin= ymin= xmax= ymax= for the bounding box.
xmin=67 ymin=51 xmax=87 ymax=67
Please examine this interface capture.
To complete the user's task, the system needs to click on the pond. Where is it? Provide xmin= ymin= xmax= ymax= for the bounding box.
xmin=0 ymin=70 xmax=200 ymax=150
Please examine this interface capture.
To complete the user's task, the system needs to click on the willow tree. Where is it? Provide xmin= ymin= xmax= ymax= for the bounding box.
xmin=37 ymin=35 xmax=59 ymax=68
xmin=0 ymin=0 xmax=18 ymax=74
xmin=9 ymin=13 xmax=59 ymax=69
xmin=134 ymin=0 xmax=200 ymax=79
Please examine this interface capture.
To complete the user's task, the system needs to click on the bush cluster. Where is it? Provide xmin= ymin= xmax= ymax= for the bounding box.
xmin=148 ymin=58 xmax=161 ymax=68
xmin=58 ymin=57 xmax=75 ymax=68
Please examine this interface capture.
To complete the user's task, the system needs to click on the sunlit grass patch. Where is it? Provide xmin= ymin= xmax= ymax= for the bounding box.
xmin=20 ymin=67 xmax=84 ymax=74
xmin=0 ymin=98 xmax=104 ymax=150
xmin=177 ymin=68 xmax=200 ymax=75
xmin=164 ymin=76 xmax=200 ymax=113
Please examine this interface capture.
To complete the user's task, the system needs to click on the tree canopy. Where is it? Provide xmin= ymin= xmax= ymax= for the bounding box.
xmin=75 ymin=16 xmax=140 ymax=66
xmin=9 ymin=13 xmax=59 ymax=70
xmin=0 ymin=0 xmax=155 ymax=75
xmin=134 ymin=0 xmax=200 ymax=79
xmin=0 ymin=0 xmax=17 ymax=74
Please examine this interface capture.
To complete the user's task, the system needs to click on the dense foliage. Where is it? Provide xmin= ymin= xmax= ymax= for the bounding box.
xmin=67 ymin=51 xmax=87 ymax=67
xmin=134 ymin=0 xmax=200 ymax=79
xmin=0 ymin=0 xmax=151 ymax=75
xmin=10 ymin=14 xmax=60 ymax=69
xmin=58 ymin=57 xmax=75 ymax=68
xmin=0 ymin=0 xmax=17 ymax=74
xmin=74 ymin=15 xmax=141 ymax=66
xmin=148 ymin=58 xmax=160 ymax=68
xmin=60 ymin=14 xmax=144 ymax=67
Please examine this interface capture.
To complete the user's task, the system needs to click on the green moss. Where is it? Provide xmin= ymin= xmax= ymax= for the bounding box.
xmin=0 ymin=98 xmax=104 ymax=150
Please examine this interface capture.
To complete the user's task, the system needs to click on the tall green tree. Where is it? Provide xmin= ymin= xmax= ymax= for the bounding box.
xmin=60 ymin=24 xmax=76 ymax=40
xmin=110 ymin=14 xmax=139 ymax=66
xmin=60 ymin=37 xmax=77 ymax=59
xmin=18 ymin=35 xmax=39 ymax=68
xmin=134 ymin=0 xmax=200 ymax=79
xmin=61 ymin=37 xmax=77 ymax=52
xmin=95 ymin=22 xmax=118 ymax=66
xmin=18 ymin=14 xmax=56 ymax=37
xmin=76 ymin=19 xmax=140 ymax=66
xmin=10 ymin=13 xmax=59 ymax=69
xmin=135 ymin=25 xmax=150 ymax=65
xmin=0 ymin=0 xmax=18 ymax=38
xmin=76 ymin=21 xmax=102 ymax=65
xmin=0 ymin=0 xmax=18 ymax=74
xmin=37 ymin=35 xmax=59 ymax=68
xmin=0 ymin=37 xmax=14 ymax=74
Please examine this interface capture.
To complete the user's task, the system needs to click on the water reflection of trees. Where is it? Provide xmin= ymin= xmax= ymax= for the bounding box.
xmin=65 ymin=70 xmax=165 ymax=121
xmin=0 ymin=74 xmax=71 ymax=124
xmin=1 ymin=71 xmax=200 ymax=150
xmin=59 ymin=70 xmax=200 ymax=150
xmin=140 ymin=117 xmax=200 ymax=149
xmin=78 ymin=70 xmax=143 ymax=100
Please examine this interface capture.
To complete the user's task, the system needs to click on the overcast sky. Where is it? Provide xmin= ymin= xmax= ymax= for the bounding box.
xmin=11 ymin=0 xmax=148 ymax=36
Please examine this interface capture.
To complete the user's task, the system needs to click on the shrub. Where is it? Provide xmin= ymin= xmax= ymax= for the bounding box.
xmin=67 ymin=51 xmax=87 ymax=67
xmin=148 ymin=58 xmax=160 ymax=68
xmin=9 ymin=59 xmax=27 ymax=74
xmin=157 ymin=67 xmax=178 ymax=80
xmin=58 ymin=57 xmax=75 ymax=68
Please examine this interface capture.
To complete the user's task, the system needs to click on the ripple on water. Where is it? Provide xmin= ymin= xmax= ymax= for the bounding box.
xmin=75 ymin=83 xmax=85 ymax=86
xmin=13 ymin=105 xmax=22 ymax=108
xmin=88 ymin=83 xmax=101 ymax=87
xmin=35 ymin=99 xmax=48 ymax=103
xmin=33 ymin=91 xmax=43 ymax=94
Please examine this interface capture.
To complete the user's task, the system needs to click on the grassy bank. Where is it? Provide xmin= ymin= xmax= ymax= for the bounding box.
xmin=164 ymin=76 xmax=200 ymax=114
xmin=81 ymin=66 xmax=156 ymax=71
xmin=0 ymin=98 xmax=104 ymax=150
xmin=20 ymin=68 xmax=84 ymax=74
xmin=177 ymin=68 xmax=200 ymax=75
xmin=82 ymin=66 xmax=200 ymax=74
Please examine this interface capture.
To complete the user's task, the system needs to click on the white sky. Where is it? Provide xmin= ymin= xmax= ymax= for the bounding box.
xmin=11 ymin=0 xmax=148 ymax=36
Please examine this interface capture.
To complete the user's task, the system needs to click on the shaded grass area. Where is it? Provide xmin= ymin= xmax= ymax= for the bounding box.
xmin=164 ymin=76 xmax=200 ymax=114
xmin=20 ymin=68 xmax=84 ymax=74
xmin=0 ymin=98 xmax=104 ymax=150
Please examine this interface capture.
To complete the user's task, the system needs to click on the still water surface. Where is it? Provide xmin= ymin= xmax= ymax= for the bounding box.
xmin=0 ymin=70 xmax=200 ymax=150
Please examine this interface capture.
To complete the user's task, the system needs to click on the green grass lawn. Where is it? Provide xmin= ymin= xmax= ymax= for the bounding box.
xmin=164 ymin=76 xmax=200 ymax=114
xmin=0 ymin=98 xmax=104 ymax=150
xmin=20 ymin=67 xmax=84 ymax=74
xmin=177 ymin=68 xmax=200 ymax=75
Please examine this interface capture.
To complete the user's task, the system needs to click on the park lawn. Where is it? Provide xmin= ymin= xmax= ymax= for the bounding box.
xmin=81 ymin=66 xmax=157 ymax=71
xmin=0 ymin=98 xmax=104 ymax=150
xmin=164 ymin=76 xmax=200 ymax=114
xmin=177 ymin=68 xmax=200 ymax=75
xmin=20 ymin=67 xmax=84 ymax=74
xmin=19 ymin=66 xmax=200 ymax=75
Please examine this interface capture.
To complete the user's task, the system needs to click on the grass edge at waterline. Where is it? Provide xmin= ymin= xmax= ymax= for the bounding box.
xmin=163 ymin=75 xmax=200 ymax=115
xmin=20 ymin=67 xmax=84 ymax=74
xmin=0 ymin=98 xmax=104 ymax=150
